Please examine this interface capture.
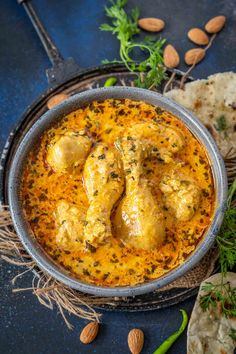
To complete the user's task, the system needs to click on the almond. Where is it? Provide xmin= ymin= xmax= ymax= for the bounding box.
xmin=79 ymin=321 xmax=99 ymax=344
xmin=128 ymin=328 xmax=144 ymax=354
xmin=185 ymin=48 xmax=205 ymax=65
xmin=47 ymin=93 xmax=69 ymax=110
xmin=188 ymin=28 xmax=209 ymax=45
xmin=138 ymin=18 xmax=165 ymax=32
xmin=163 ymin=44 xmax=180 ymax=68
xmin=205 ymin=15 xmax=226 ymax=33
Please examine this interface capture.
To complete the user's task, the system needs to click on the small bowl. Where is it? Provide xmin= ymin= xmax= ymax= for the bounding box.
xmin=7 ymin=87 xmax=227 ymax=297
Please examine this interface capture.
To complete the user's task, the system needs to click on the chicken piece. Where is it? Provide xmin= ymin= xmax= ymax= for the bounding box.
xmin=114 ymin=136 xmax=165 ymax=250
xmin=160 ymin=173 xmax=201 ymax=221
xmin=54 ymin=200 xmax=85 ymax=251
xmin=115 ymin=185 xmax=165 ymax=250
xmin=114 ymin=121 xmax=184 ymax=249
xmin=47 ymin=130 xmax=92 ymax=174
xmin=126 ymin=122 xmax=185 ymax=163
xmin=83 ymin=143 xmax=125 ymax=248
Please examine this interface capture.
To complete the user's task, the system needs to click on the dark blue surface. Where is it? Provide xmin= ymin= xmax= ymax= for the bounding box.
xmin=0 ymin=1 xmax=235 ymax=353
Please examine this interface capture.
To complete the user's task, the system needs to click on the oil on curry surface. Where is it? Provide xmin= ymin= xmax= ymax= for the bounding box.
xmin=21 ymin=99 xmax=215 ymax=287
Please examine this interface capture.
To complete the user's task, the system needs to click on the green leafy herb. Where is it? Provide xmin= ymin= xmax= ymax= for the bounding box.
xmin=100 ymin=0 xmax=166 ymax=89
xmin=153 ymin=309 xmax=188 ymax=354
xmin=217 ymin=178 xmax=236 ymax=275
xmin=200 ymin=282 xmax=236 ymax=318
xmin=214 ymin=115 xmax=228 ymax=137
xmin=200 ymin=178 xmax=236 ymax=318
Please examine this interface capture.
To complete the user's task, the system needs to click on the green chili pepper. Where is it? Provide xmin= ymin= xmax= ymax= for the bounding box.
xmin=153 ymin=309 xmax=188 ymax=354
xmin=104 ymin=77 xmax=117 ymax=87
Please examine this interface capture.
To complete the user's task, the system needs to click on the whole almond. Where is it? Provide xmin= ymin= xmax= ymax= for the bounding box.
xmin=205 ymin=15 xmax=226 ymax=33
xmin=138 ymin=18 xmax=165 ymax=32
xmin=188 ymin=28 xmax=209 ymax=45
xmin=47 ymin=93 xmax=69 ymax=109
xmin=185 ymin=48 xmax=205 ymax=65
xmin=163 ymin=44 xmax=180 ymax=68
xmin=80 ymin=321 xmax=99 ymax=344
xmin=128 ymin=328 xmax=144 ymax=354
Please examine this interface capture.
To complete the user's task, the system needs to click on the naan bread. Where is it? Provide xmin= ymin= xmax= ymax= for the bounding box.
xmin=187 ymin=272 xmax=236 ymax=354
xmin=165 ymin=72 xmax=236 ymax=157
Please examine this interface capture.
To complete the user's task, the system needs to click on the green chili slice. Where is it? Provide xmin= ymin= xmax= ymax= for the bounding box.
xmin=104 ymin=77 xmax=117 ymax=87
xmin=153 ymin=309 xmax=188 ymax=354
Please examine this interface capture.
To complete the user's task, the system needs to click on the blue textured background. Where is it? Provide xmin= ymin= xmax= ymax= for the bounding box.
xmin=0 ymin=1 xmax=235 ymax=353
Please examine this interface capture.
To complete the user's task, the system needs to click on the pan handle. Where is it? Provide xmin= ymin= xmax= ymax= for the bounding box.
xmin=18 ymin=0 xmax=63 ymax=66
xmin=18 ymin=0 xmax=80 ymax=86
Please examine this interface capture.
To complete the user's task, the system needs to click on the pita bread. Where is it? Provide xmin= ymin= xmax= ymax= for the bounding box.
xmin=187 ymin=272 xmax=236 ymax=354
xmin=165 ymin=72 xmax=236 ymax=157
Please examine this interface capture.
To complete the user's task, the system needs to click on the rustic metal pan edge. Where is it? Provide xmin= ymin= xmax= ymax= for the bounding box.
xmin=7 ymin=87 xmax=227 ymax=297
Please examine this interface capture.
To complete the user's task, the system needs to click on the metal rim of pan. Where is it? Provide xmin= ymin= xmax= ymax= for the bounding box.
xmin=0 ymin=66 xmax=202 ymax=309
xmin=6 ymin=86 xmax=227 ymax=298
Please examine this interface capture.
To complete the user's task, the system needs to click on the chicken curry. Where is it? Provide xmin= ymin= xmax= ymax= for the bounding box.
xmin=21 ymin=99 xmax=215 ymax=287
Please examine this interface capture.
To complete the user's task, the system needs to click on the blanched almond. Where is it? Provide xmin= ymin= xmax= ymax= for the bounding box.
xmin=47 ymin=93 xmax=69 ymax=109
xmin=185 ymin=48 xmax=205 ymax=65
xmin=128 ymin=328 xmax=144 ymax=354
xmin=80 ymin=321 xmax=99 ymax=344
xmin=205 ymin=15 xmax=226 ymax=33
xmin=138 ymin=18 xmax=165 ymax=32
xmin=188 ymin=28 xmax=209 ymax=45
xmin=164 ymin=44 xmax=180 ymax=68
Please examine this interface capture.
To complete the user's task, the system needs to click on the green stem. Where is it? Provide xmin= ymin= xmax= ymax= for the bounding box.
xmin=119 ymin=46 xmax=133 ymax=71
xmin=217 ymin=238 xmax=234 ymax=247
xmin=227 ymin=178 xmax=236 ymax=207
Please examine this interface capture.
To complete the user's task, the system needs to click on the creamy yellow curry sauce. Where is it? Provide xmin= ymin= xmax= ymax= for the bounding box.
xmin=21 ymin=99 xmax=215 ymax=287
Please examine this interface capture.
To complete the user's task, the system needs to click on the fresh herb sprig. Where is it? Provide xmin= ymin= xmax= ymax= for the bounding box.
xmin=200 ymin=281 xmax=236 ymax=318
xmin=100 ymin=0 xmax=166 ymax=89
xmin=200 ymin=178 xmax=236 ymax=317
xmin=217 ymin=178 xmax=236 ymax=275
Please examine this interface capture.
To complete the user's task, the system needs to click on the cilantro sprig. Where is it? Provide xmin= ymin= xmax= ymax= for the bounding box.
xmin=100 ymin=0 xmax=167 ymax=89
xmin=200 ymin=281 xmax=236 ymax=318
xmin=200 ymin=178 xmax=236 ymax=318
xmin=217 ymin=178 xmax=236 ymax=275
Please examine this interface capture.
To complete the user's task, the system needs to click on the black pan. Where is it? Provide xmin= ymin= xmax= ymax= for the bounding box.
xmin=1 ymin=0 xmax=221 ymax=310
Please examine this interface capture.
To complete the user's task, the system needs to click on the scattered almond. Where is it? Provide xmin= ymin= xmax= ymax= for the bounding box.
xmin=80 ymin=321 xmax=99 ymax=344
xmin=188 ymin=28 xmax=209 ymax=45
xmin=47 ymin=93 xmax=69 ymax=110
xmin=185 ymin=48 xmax=205 ymax=65
xmin=128 ymin=328 xmax=144 ymax=354
xmin=205 ymin=15 xmax=226 ymax=33
xmin=138 ymin=18 xmax=165 ymax=32
xmin=163 ymin=44 xmax=180 ymax=68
